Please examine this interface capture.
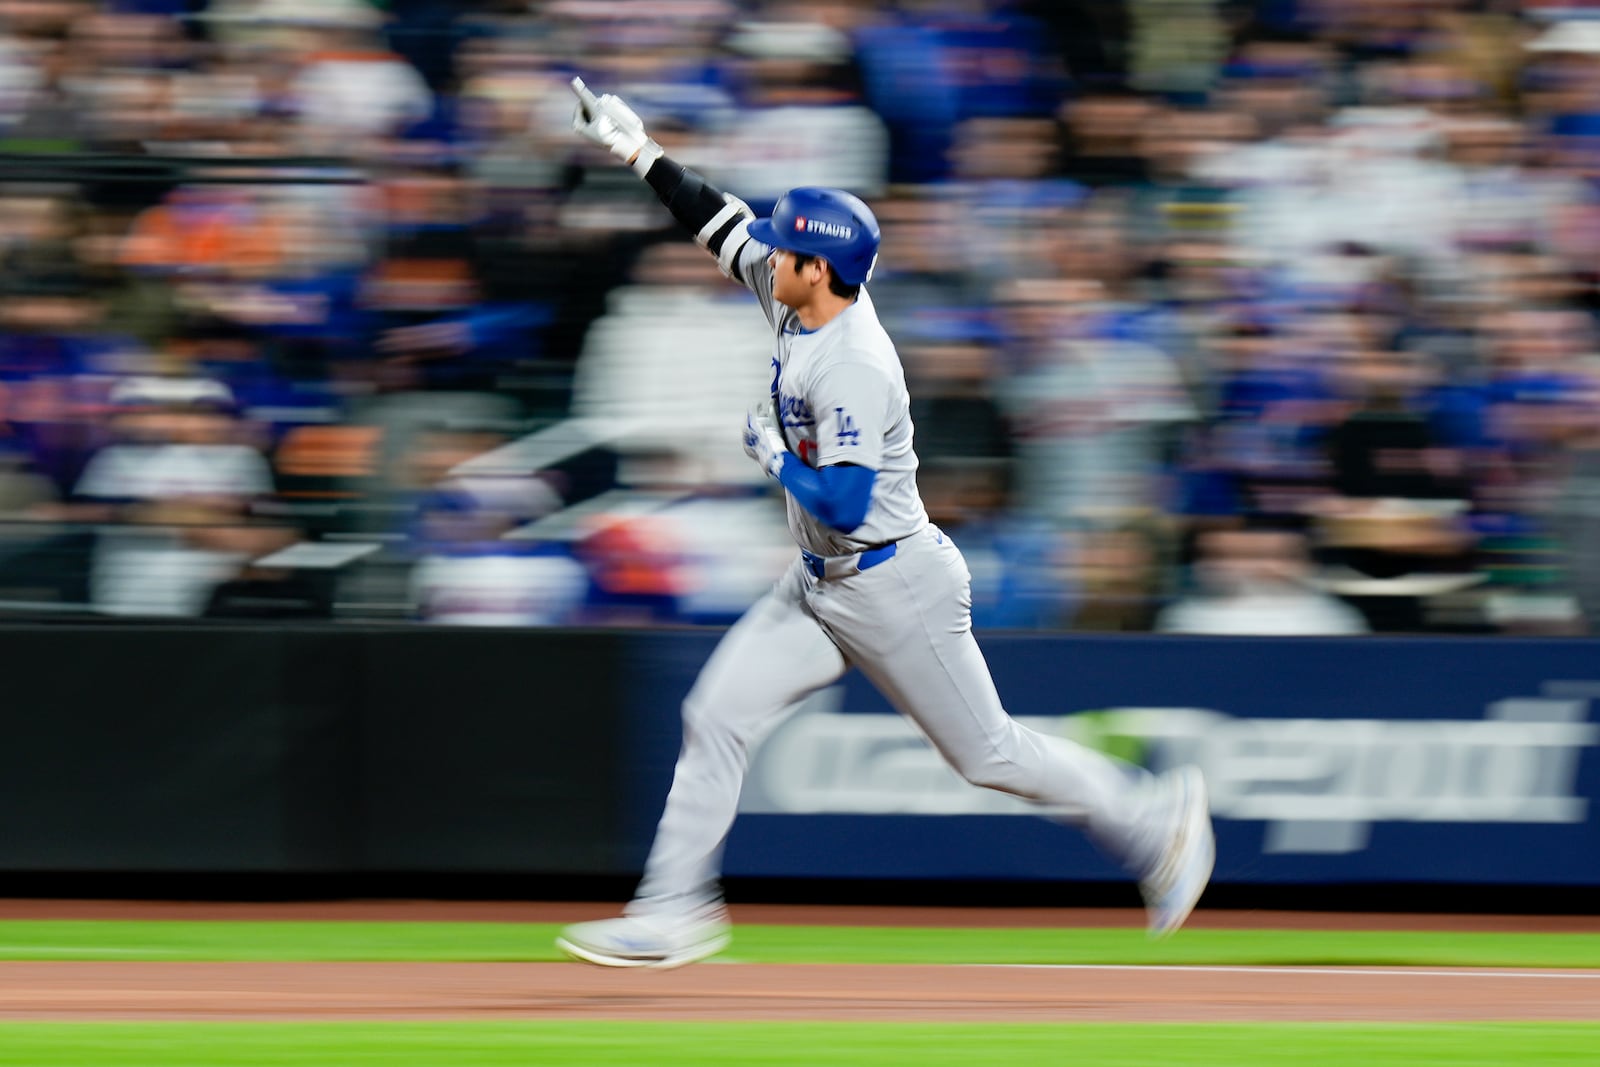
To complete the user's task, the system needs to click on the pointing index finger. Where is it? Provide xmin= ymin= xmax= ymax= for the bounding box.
xmin=570 ymin=77 xmax=600 ymax=117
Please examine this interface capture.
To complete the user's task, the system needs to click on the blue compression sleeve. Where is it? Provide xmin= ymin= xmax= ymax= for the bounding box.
xmin=775 ymin=461 xmax=877 ymax=534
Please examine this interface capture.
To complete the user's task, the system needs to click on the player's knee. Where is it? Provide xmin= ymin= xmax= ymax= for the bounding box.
xmin=680 ymin=689 xmax=742 ymax=750
xmin=949 ymin=749 xmax=1027 ymax=795
xmin=680 ymin=690 xmax=718 ymax=736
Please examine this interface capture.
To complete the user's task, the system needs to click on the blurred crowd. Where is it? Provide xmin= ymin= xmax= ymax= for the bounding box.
xmin=5 ymin=0 xmax=1600 ymax=635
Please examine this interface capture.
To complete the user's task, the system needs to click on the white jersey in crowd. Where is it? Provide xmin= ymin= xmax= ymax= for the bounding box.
xmin=735 ymin=238 xmax=927 ymax=557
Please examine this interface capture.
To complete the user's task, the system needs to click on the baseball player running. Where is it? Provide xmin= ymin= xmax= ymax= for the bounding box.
xmin=557 ymin=78 xmax=1214 ymax=969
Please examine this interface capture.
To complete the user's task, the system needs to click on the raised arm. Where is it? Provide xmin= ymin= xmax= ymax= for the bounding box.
xmin=570 ymin=77 xmax=761 ymax=287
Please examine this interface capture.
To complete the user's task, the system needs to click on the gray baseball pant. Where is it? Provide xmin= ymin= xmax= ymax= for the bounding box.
xmin=626 ymin=524 xmax=1167 ymax=922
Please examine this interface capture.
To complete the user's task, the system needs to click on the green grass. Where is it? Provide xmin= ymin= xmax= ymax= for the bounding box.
xmin=0 ymin=1022 xmax=1595 ymax=1067
xmin=1 ymin=920 xmax=1599 ymax=968
xmin=0 ymin=923 xmax=1593 ymax=1066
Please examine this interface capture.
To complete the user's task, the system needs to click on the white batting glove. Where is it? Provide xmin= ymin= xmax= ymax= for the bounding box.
xmin=742 ymin=401 xmax=787 ymax=479
xmin=570 ymin=76 xmax=663 ymax=178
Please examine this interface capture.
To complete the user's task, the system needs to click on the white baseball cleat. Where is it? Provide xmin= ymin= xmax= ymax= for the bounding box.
xmin=1139 ymin=764 xmax=1215 ymax=938
xmin=556 ymin=914 xmax=731 ymax=969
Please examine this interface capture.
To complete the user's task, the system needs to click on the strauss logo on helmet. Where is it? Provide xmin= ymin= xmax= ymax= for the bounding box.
xmin=792 ymin=214 xmax=854 ymax=241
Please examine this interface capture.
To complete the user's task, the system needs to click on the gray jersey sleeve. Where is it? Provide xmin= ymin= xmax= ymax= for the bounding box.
xmin=809 ymin=360 xmax=891 ymax=469
xmin=732 ymin=237 xmax=782 ymax=329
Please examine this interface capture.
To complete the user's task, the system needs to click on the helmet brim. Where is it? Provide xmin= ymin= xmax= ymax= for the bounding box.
xmin=746 ymin=217 xmax=787 ymax=250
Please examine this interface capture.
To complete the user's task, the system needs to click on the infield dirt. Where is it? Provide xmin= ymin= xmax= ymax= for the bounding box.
xmin=0 ymin=901 xmax=1594 ymax=1022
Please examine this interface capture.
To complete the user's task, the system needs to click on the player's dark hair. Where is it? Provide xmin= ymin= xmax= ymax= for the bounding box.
xmin=791 ymin=253 xmax=860 ymax=300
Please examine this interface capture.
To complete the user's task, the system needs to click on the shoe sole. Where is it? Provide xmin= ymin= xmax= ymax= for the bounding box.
xmin=555 ymin=932 xmax=731 ymax=970
xmin=1148 ymin=766 xmax=1215 ymax=939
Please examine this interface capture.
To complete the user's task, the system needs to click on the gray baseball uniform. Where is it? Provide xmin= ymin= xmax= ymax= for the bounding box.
xmin=627 ymin=238 xmax=1170 ymax=924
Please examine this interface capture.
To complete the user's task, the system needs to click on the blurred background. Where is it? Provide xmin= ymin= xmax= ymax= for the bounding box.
xmin=4 ymin=0 xmax=1600 ymax=638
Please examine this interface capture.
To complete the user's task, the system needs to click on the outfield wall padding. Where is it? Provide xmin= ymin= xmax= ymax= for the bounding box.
xmin=3 ymin=626 xmax=1599 ymax=889
xmin=0 ymin=626 xmax=629 ymax=875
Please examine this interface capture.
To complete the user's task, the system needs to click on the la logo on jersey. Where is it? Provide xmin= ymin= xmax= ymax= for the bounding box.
xmin=835 ymin=407 xmax=860 ymax=447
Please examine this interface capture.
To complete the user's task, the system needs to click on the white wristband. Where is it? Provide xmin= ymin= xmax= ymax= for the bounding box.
xmin=631 ymin=139 xmax=664 ymax=178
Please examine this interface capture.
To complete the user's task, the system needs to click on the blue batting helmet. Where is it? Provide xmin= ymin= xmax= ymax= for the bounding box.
xmin=747 ymin=187 xmax=880 ymax=286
